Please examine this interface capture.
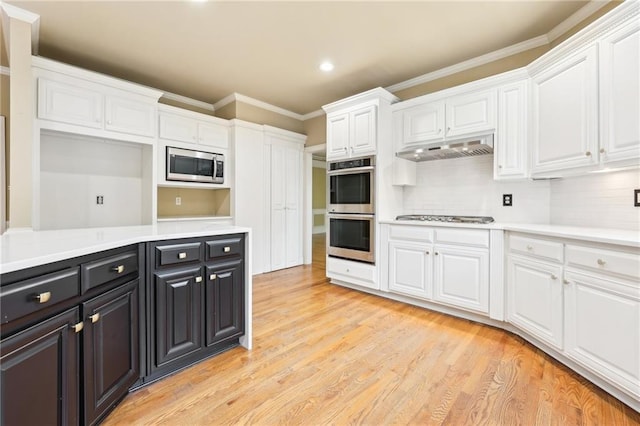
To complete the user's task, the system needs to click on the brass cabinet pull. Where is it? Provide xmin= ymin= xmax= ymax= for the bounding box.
xmin=223 ymin=246 xmax=231 ymax=253
xmin=89 ymin=313 xmax=100 ymax=323
xmin=72 ymin=322 xmax=84 ymax=333
xmin=563 ymin=279 xmax=570 ymax=285
xmin=585 ymin=151 xmax=592 ymax=156
xmin=210 ymin=274 xmax=217 ymax=280
xmin=600 ymin=148 xmax=605 ymax=154
xmin=597 ymin=258 xmax=606 ymax=266
xmin=111 ymin=265 xmax=125 ymax=274
xmin=35 ymin=292 xmax=51 ymax=303
xmin=425 ymin=251 xmax=430 ymax=255
xmin=435 ymin=252 xmax=439 ymax=256
xmin=178 ymin=252 xmax=187 ymax=259
xmin=550 ymin=274 xmax=558 ymax=280
xmin=195 ymin=276 xmax=203 ymax=283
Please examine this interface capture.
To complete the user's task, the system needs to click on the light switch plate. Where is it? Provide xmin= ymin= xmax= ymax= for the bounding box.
xmin=503 ymin=194 xmax=513 ymax=207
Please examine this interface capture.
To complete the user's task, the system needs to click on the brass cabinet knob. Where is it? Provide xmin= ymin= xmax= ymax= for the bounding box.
xmin=425 ymin=251 xmax=430 ymax=255
xmin=35 ymin=292 xmax=51 ymax=303
xmin=111 ymin=265 xmax=125 ymax=274
xmin=597 ymin=258 xmax=606 ymax=266
xmin=72 ymin=322 xmax=84 ymax=333
xmin=223 ymin=246 xmax=231 ymax=253
xmin=563 ymin=279 xmax=570 ymax=285
xmin=210 ymin=274 xmax=217 ymax=280
xmin=195 ymin=276 xmax=203 ymax=283
xmin=89 ymin=313 xmax=100 ymax=323
xmin=178 ymin=252 xmax=187 ymax=259
xmin=435 ymin=252 xmax=439 ymax=256
xmin=600 ymin=148 xmax=605 ymax=154
xmin=585 ymin=151 xmax=592 ymax=156
xmin=550 ymin=274 xmax=558 ymax=280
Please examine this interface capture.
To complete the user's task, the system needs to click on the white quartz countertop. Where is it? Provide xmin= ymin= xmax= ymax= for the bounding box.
xmin=382 ymin=220 xmax=639 ymax=247
xmin=0 ymin=222 xmax=251 ymax=274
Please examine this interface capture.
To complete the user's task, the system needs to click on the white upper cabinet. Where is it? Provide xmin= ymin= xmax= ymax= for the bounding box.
xmin=599 ymin=18 xmax=640 ymax=165
xmin=528 ymin=2 xmax=640 ymax=176
xmin=323 ymin=88 xmax=398 ymax=161
xmin=105 ymin=94 xmax=156 ymax=137
xmin=38 ymin=78 xmax=104 ymax=129
xmin=400 ymin=102 xmax=445 ymax=147
xmin=531 ymin=45 xmax=599 ymax=175
xmin=393 ymin=89 xmax=496 ymax=151
xmin=445 ymin=90 xmax=497 ymax=139
xmin=158 ymin=106 xmax=229 ymax=150
xmin=33 ymin=58 xmax=162 ymax=143
xmin=495 ymin=79 xmax=528 ymax=180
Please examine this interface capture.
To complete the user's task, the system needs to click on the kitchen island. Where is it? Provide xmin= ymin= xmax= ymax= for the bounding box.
xmin=0 ymin=222 xmax=252 ymax=425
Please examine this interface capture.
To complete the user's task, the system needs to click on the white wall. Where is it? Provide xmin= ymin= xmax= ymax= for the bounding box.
xmin=39 ymin=132 xmax=145 ymax=230
xmin=402 ymin=155 xmax=551 ymax=223
xmin=550 ymin=168 xmax=640 ymax=231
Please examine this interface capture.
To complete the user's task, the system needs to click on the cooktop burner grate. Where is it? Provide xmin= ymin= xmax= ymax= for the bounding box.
xmin=396 ymin=215 xmax=494 ymax=224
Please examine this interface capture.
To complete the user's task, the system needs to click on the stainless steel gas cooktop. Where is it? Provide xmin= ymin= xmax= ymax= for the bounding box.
xmin=395 ymin=215 xmax=495 ymax=224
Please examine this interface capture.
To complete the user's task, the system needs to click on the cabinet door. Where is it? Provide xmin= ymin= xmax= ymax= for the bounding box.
xmin=445 ymin=89 xmax=497 ymax=139
xmin=400 ymin=102 xmax=445 ymax=147
xmin=159 ymin=113 xmax=198 ymax=144
xmin=507 ymin=255 xmax=563 ymax=349
xmin=198 ymin=122 xmax=229 ymax=149
xmin=83 ymin=280 xmax=139 ymax=426
xmin=38 ymin=77 xmax=103 ymax=129
xmin=531 ymin=45 xmax=599 ymax=174
xmin=350 ymin=105 xmax=377 ymax=157
xmin=433 ymin=245 xmax=489 ymax=314
xmin=105 ymin=95 xmax=155 ymax=137
xmin=1 ymin=308 xmax=79 ymax=426
xmin=599 ymin=20 xmax=640 ymax=164
xmin=564 ymin=270 xmax=640 ymax=399
xmin=153 ymin=266 xmax=203 ymax=368
xmin=205 ymin=259 xmax=245 ymax=346
xmin=388 ymin=240 xmax=433 ymax=299
xmin=495 ymin=81 xmax=528 ymax=179
xmin=326 ymin=113 xmax=350 ymax=160
xmin=270 ymin=144 xmax=303 ymax=271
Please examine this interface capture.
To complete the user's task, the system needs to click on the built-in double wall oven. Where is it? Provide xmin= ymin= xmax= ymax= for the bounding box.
xmin=327 ymin=156 xmax=375 ymax=264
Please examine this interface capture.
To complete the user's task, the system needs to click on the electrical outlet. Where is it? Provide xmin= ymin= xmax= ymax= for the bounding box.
xmin=175 ymin=197 xmax=182 ymax=206
xmin=503 ymin=194 xmax=513 ymax=207
xmin=635 ymin=189 xmax=640 ymax=207
xmin=96 ymin=195 xmax=104 ymax=205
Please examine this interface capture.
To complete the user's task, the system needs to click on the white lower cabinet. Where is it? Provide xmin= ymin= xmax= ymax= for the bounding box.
xmin=388 ymin=241 xmax=432 ymax=299
xmin=385 ymin=225 xmax=490 ymax=315
xmin=564 ymin=270 xmax=640 ymax=399
xmin=507 ymin=255 xmax=563 ymax=349
xmin=434 ymin=246 xmax=489 ymax=314
xmin=507 ymin=232 xmax=640 ymax=407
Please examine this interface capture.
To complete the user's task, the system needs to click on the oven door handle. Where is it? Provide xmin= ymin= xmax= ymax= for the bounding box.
xmin=328 ymin=213 xmax=375 ymax=220
xmin=327 ymin=166 xmax=374 ymax=176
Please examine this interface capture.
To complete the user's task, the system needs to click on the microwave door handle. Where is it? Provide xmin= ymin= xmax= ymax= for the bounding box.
xmin=212 ymin=157 xmax=217 ymax=180
xmin=327 ymin=165 xmax=374 ymax=176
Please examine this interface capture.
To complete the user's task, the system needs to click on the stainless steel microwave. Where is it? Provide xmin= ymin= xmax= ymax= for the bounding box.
xmin=166 ymin=146 xmax=224 ymax=184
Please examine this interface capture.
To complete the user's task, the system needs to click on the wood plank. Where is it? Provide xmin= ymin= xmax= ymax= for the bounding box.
xmin=103 ymin=234 xmax=640 ymax=425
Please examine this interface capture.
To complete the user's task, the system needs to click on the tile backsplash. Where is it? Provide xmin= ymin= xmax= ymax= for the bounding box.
xmin=401 ymin=155 xmax=640 ymax=231
xmin=550 ymin=168 xmax=640 ymax=231
xmin=402 ymin=155 xmax=551 ymax=223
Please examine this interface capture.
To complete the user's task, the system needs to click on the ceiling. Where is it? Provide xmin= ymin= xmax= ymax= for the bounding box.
xmin=5 ymin=1 xmax=595 ymax=116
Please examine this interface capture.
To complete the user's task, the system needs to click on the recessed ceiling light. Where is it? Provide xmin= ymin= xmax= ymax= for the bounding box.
xmin=320 ymin=61 xmax=334 ymax=72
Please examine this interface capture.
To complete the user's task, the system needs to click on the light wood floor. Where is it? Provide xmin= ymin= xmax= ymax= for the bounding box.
xmin=104 ymin=234 xmax=639 ymax=425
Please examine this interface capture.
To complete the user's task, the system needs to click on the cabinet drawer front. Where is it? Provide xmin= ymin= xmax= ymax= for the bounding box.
xmin=156 ymin=242 xmax=202 ymax=267
xmin=435 ymin=228 xmax=489 ymax=248
xmin=327 ymin=257 xmax=377 ymax=290
xmin=509 ymin=234 xmax=563 ymax=263
xmin=389 ymin=225 xmax=433 ymax=242
xmin=566 ymin=244 xmax=640 ymax=281
xmin=0 ymin=268 xmax=80 ymax=323
xmin=81 ymin=250 xmax=139 ymax=293
xmin=206 ymin=236 xmax=243 ymax=260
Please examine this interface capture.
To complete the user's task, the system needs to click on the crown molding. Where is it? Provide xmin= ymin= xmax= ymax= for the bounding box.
xmin=300 ymin=109 xmax=325 ymax=121
xmin=385 ymin=35 xmax=548 ymax=94
xmin=161 ymin=91 xmax=214 ymax=112
xmin=547 ymin=0 xmax=611 ymax=42
xmin=0 ymin=66 xmax=9 ymax=76
xmin=1 ymin=3 xmax=40 ymax=55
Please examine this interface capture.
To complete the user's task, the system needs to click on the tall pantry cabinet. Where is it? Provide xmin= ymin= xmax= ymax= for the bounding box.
xmin=231 ymin=121 xmax=306 ymax=274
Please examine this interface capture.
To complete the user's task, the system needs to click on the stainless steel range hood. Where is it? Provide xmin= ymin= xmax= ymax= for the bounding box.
xmin=396 ymin=134 xmax=494 ymax=162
